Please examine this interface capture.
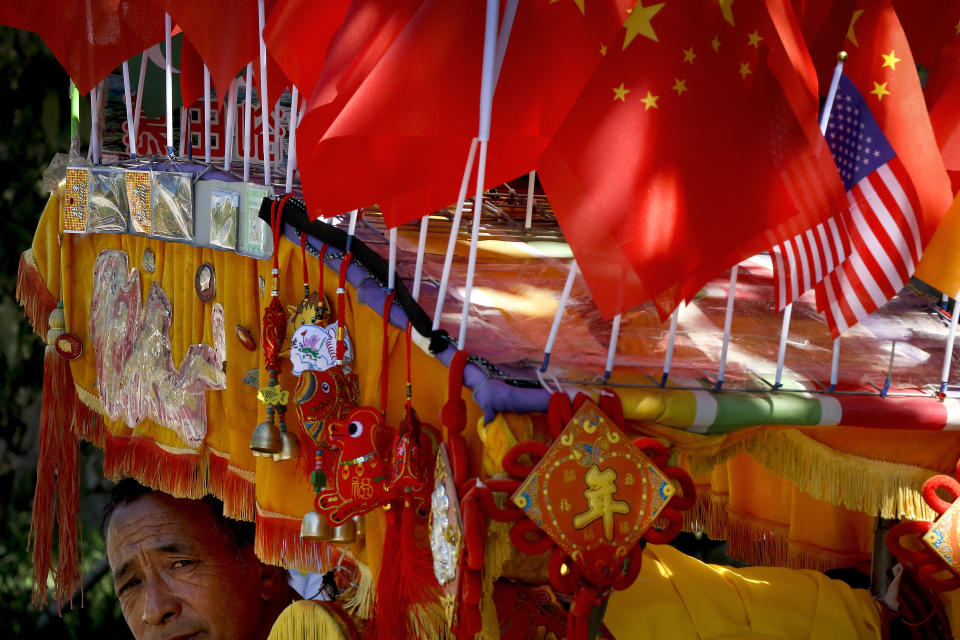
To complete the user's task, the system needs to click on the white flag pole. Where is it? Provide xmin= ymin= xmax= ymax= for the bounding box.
xmin=524 ymin=170 xmax=536 ymax=229
xmin=661 ymin=305 xmax=680 ymax=386
xmin=243 ymin=63 xmax=253 ymax=182
xmin=941 ymin=295 xmax=960 ymax=394
xmin=223 ymin=78 xmax=237 ymax=171
xmin=133 ymin=53 xmax=147 ymax=148
xmin=122 ymin=62 xmax=136 ymax=156
xmin=412 ymin=215 xmax=429 ymax=303
xmin=387 ymin=227 xmax=398 ymax=292
xmin=604 ymin=314 xmax=622 ymax=382
xmin=541 ymin=260 xmax=578 ymax=372
xmin=89 ymin=86 xmax=100 ymax=164
xmin=716 ymin=266 xmax=738 ymax=390
xmin=285 ymin=85 xmax=299 ymax=193
xmin=164 ymin=13 xmax=174 ymax=156
xmin=257 ymin=0 xmax=271 ymax=187
xmin=457 ymin=0 xmax=517 ymax=351
xmin=203 ymin=65 xmax=211 ymax=163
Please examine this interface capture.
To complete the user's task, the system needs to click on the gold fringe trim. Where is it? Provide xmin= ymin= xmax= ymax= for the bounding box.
xmin=254 ymin=506 xmax=343 ymax=574
xmin=341 ymin=561 xmax=373 ymax=621
xmin=684 ymin=428 xmax=937 ymax=520
xmin=682 ymin=485 xmax=729 ymax=541
xmin=16 ymin=249 xmax=57 ymax=338
xmin=267 ymin=600 xmax=349 ymax=640
xmin=725 ymin=511 xmax=870 ymax=572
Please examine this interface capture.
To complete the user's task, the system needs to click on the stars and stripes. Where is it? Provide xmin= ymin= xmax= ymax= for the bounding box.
xmin=815 ymin=74 xmax=923 ymax=336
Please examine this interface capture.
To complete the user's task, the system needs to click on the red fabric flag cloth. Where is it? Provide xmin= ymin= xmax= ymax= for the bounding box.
xmin=0 ymin=1 xmax=165 ymax=96
xmin=538 ymin=0 xmax=846 ymax=319
xmin=253 ymin=49 xmax=291 ymax=115
xmin=157 ymin=0 xmax=262 ymax=107
xmin=179 ymin=35 xmax=205 ymax=108
xmin=814 ymin=0 xmax=952 ymax=336
xmin=298 ymin=0 xmax=631 ymax=226
xmin=262 ymin=0 xmax=350 ymax=96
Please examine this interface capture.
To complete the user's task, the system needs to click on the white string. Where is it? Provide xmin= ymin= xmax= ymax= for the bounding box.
xmin=941 ymin=295 xmax=960 ymax=393
xmin=524 ymin=170 xmax=535 ymax=229
xmin=243 ymin=63 xmax=253 ymax=182
xmin=604 ymin=314 xmax=622 ymax=382
xmin=285 ymin=85 xmax=299 ymax=194
xmin=223 ymin=78 xmax=237 ymax=171
xmin=540 ymin=260 xmax=578 ymax=372
xmin=432 ymin=137 xmax=479 ymax=331
xmin=412 ymin=215 xmax=429 ymax=303
xmin=164 ymin=13 xmax=173 ymax=154
xmin=258 ymin=0 xmax=271 ymax=187
xmin=122 ymin=62 xmax=136 ymax=156
xmin=716 ymin=265 xmax=738 ymax=389
xmin=203 ymin=65 xmax=211 ymax=163
xmin=661 ymin=305 xmax=680 ymax=386
xmin=387 ymin=227 xmax=397 ymax=292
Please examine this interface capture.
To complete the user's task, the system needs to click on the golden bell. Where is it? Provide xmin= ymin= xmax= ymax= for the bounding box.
xmin=249 ymin=420 xmax=282 ymax=456
xmin=300 ymin=510 xmax=335 ymax=541
xmin=352 ymin=514 xmax=366 ymax=541
xmin=273 ymin=430 xmax=300 ymax=461
xmin=328 ymin=518 xmax=357 ymax=545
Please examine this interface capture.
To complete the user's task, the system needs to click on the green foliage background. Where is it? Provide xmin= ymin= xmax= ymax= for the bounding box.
xmin=0 ymin=26 xmax=132 ymax=639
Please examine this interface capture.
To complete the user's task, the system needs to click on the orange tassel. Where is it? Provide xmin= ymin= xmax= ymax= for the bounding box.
xmin=16 ymin=251 xmax=57 ymax=339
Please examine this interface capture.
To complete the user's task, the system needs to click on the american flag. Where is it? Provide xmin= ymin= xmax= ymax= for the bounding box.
xmin=814 ymin=74 xmax=923 ymax=336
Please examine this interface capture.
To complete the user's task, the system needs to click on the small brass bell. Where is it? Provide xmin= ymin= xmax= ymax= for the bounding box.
xmin=273 ymin=430 xmax=300 ymax=461
xmin=249 ymin=420 xmax=282 ymax=456
xmin=328 ymin=518 xmax=357 ymax=545
xmin=352 ymin=514 xmax=366 ymax=541
xmin=301 ymin=510 xmax=335 ymax=541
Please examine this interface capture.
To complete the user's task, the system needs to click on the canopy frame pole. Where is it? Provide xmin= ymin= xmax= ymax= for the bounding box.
xmin=716 ymin=266 xmax=738 ymax=390
xmin=412 ymin=215 xmax=429 ymax=303
xmin=258 ymin=0 xmax=271 ymax=187
xmin=387 ymin=228 xmax=398 ymax=292
xmin=940 ymin=295 xmax=960 ymax=394
xmin=133 ymin=53 xmax=147 ymax=150
xmin=164 ymin=13 xmax=174 ymax=156
xmin=203 ymin=65 xmax=211 ymax=163
xmin=223 ymin=78 xmax=238 ymax=171
xmin=540 ymin=260 xmax=578 ymax=372
xmin=122 ymin=62 xmax=136 ymax=157
xmin=661 ymin=305 xmax=680 ymax=387
xmin=524 ymin=170 xmax=536 ymax=229
xmin=285 ymin=85 xmax=299 ymax=193
xmin=604 ymin=314 xmax=622 ymax=383
xmin=89 ymin=85 xmax=100 ymax=164
xmin=243 ymin=63 xmax=254 ymax=182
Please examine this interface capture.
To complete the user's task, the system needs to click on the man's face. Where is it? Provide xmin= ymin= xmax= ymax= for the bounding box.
xmin=106 ymin=492 xmax=271 ymax=640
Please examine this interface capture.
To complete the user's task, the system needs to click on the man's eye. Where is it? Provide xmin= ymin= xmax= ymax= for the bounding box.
xmin=171 ymin=559 xmax=194 ymax=569
xmin=118 ymin=578 xmax=140 ymax=595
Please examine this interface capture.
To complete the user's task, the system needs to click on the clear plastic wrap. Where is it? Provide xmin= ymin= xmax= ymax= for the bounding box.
xmin=150 ymin=171 xmax=194 ymax=240
xmin=125 ymin=170 xmax=151 ymax=234
xmin=87 ymin=168 xmax=129 ymax=232
xmin=209 ymin=188 xmax=239 ymax=250
xmin=239 ymin=183 xmax=273 ymax=258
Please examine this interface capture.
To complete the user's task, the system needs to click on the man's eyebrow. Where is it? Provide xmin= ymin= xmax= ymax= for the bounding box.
xmin=112 ymin=561 xmax=132 ymax=584
xmin=111 ymin=543 xmax=191 ymax=582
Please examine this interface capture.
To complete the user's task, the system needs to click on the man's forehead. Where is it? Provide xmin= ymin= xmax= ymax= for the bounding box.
xmin=107 ymin=493 xmax=222 ymax=558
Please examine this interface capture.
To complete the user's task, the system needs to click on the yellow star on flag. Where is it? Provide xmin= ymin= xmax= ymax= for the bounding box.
xmin=955 ymin=19 xmax=960 ymax=35
xmin=739 ymin=62 xmax=752 ymax=79
xmin=623 ymin=1 xmax=666 ymax=49
xmin=747 ymin=30 xmax=762 ymax=48
xmin=683 ymin=46 xmax=697 ymax=64
xmin=672 ymin=78 xmax=688 ymax=95
xmin=870 ymin=81 xmax=890 ymax=101
xmin=718 ymin=0 xmax=734 ymax=26
xmin=600 ymin=43 xmax=608 ymax=56
xmin=550 ymin=0 xmax=585 ymax=14
xmin=846 ymin=9 xmax=864 ymax=47
xmin=712 ymin=36 xmax=721 ymax=52
xmin=612 ymin=83 xmax=630 ymax=102
xmin=640 ymin=91 xmax=659 ymax=110
xmin=881 ymin=49 xmax=900 ymax=70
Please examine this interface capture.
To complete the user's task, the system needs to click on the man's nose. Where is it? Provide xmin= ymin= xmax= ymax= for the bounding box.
xmin=141 ymin=577 xmax=181 ymax=627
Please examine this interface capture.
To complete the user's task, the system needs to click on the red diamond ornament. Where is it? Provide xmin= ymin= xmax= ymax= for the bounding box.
xmin=511 ymin=400 xmax=674 ymax=584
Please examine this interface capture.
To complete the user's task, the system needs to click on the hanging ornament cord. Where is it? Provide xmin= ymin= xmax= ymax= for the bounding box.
xmin=263 ymin=194 xmax=294 ymax=435
xmin=380 ymin=291 xmax=397 ymax=417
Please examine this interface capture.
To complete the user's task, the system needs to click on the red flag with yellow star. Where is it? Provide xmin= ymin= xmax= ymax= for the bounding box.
xmin=538 ymin=0 xmax=846 ymax=318
xmin=297 ymin=0 xmax=632 ymax=225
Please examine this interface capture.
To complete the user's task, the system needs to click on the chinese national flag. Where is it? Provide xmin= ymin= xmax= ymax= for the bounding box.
xmin=262 ymin=0 xmax=350 ymax=96
xmin=298 ymin=0 xmax=631 ymax=226
xmin=0 ymin=2 xmax=165 ymax=96
xmin=538 ymin=0 xmax=846 ymax=319
xmin=179 ymin=35 xmax=205 ymax=108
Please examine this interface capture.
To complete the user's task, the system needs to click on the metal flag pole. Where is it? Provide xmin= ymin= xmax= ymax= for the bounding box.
xmin=243 ymin=63 xmax=254 ymax=182
xmin=387 ymin=227 xmax=398 ymax=292
xmin=540 ymin=260 xmax=578 ymax=372
xmin=412 ymin=215 xmax=429 ymax=303
xmin=774 ymin=51 xmax=847 ymax=390
xmin=258 ymin=0 xmax=271 ymax=187
xmin=716 ymin=265 xmax=739 ymax=390
xmin=204 ymin=65 xmax=212 ymax=163
xmin=122 ymin=62 xmax=136 ymax=156
xmin=826 ymin=52 xmax=848 ymax=392
xmin=661 ymin=304 xmax=680 ymax=386
xmin=164 ymin=13 xmax=174 ymax=157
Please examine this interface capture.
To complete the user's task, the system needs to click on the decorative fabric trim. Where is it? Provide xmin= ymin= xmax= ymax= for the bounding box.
xmin=16 ymin=249 xmax=57 ymax=339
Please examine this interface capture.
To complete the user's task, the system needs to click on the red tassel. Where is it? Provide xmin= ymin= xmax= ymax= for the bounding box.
xmin=29 ymin=346 xmax=81 ymax=610
xmin=16 ymin=251 xmax=57 ymax=339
